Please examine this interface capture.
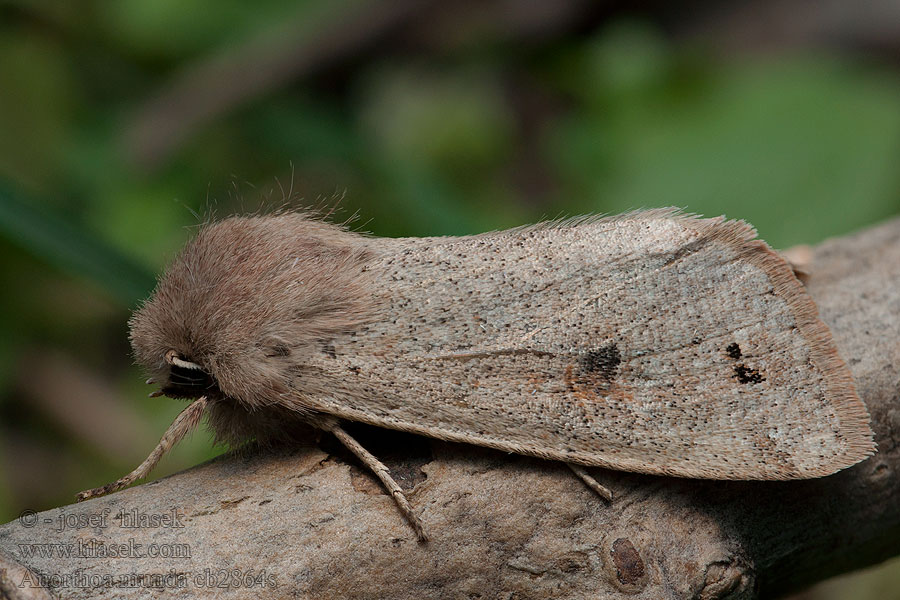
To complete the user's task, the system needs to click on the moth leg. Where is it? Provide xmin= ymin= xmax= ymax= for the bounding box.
xmin=331 ymin=425 xmax=428 ymax=543
xmin=76 ymin=396 xmax=209 ymax=502
xmin=566 ymin=463 xmax=613 ymax=502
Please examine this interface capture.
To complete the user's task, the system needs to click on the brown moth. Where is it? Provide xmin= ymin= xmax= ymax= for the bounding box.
xmin=76 ymin=209 xmax=875 ymax=541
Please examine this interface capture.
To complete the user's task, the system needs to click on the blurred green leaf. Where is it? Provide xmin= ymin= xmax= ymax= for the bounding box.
xmin=0 ymin=31 xmax=77 ymax=193
xmin=0 ymin=182 xmax=155 ymax=304
xmin=582 ymin=20 xmax=670 ymax=105
xmin=359 ymin=65 xmax=515 ymax=180
xmin=549 ymin=52 xmax=900 ymax=247
xmin=97 ymin=0 xmax=324 ymax=59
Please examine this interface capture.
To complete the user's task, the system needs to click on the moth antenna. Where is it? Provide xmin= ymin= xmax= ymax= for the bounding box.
xmin=331 ymin=425 xmax=429 ymax=543
xmin=75 ymin=396 xmax=209 ymax=502
xmin=567 ymin=463 xmax=613 ymax=502
xmin=164 ymin=349 xmax=204 ymax=370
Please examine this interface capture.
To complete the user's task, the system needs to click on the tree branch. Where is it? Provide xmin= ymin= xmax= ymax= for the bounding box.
xmin=1 ymin=217 xmax=899 ymax=599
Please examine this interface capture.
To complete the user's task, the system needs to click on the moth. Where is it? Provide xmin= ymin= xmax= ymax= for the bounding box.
xmin=77 ymin=209 xmax=875 ymax=541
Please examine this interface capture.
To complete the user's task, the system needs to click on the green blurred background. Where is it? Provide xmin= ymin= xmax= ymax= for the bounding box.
xmin=1 ymin=1 xmax=898 ymax=596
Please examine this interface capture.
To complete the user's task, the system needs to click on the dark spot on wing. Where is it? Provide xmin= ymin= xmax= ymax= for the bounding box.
xmin=734 ymin=364 xmax=764 ymax=384
xmin=725 ymin=342 xmax=742 ymax=359
xmin=322 ymin=342 xmax=337 ymax=358
xmin=578 ymin=344 xmax=621 ymax=381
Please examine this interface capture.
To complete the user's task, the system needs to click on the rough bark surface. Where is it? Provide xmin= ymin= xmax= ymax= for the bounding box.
xmin=0 ymin=217 xmax=898 ymax=600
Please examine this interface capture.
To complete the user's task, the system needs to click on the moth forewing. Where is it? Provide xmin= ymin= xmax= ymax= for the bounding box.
xmin=307 ymin=211 xmax=874 ymax=481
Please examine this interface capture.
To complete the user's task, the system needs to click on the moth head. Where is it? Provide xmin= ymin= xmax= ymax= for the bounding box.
xmin=128 ymin=213 xmax=376 ymax=409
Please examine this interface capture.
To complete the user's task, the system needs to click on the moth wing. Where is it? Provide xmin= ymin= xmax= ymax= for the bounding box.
xmin=313 ymin=211 xmax=874 ymax=480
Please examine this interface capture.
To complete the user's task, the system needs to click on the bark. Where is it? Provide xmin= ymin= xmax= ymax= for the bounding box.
xmin=1 ymin=217 xmax=899 ymax=600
